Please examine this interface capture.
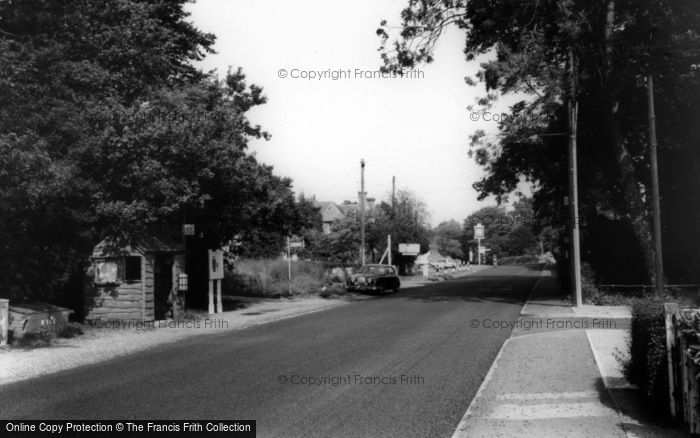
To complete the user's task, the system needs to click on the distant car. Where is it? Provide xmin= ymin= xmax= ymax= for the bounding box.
xmin=346 ymin=264 xmax=400 ymax=294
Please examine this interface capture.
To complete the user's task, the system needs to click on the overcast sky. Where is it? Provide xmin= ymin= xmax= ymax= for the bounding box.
xmin=186 ymin=0 xmax=517 ymax=226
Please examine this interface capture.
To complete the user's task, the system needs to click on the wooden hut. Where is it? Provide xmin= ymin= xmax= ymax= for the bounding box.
xmin=85 ymin=236 xmax=185 ymax=321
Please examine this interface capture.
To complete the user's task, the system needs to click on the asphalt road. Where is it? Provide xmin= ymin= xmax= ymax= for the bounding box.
xmin=1 ymin=265 xmax=542 ymax=438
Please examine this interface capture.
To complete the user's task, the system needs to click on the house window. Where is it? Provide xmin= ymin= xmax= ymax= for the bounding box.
xmin=124 ymin=256 xmax=142 ymax=282
xmin=95 ymin=260 xmax=118 ymax=284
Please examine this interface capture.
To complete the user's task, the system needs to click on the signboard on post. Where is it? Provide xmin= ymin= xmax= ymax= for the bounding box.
xmin=208 ymin=249 xmax=224 ymax=280
xmin=183 ymin=224 xmax=195 ymax=236
xmin=208 ymin=249 xmax=224 ymax=315
xmin=474 ymin=223 xmax=485 ymax=240
xmin=399 ymin=243 xmax=420 ymax=256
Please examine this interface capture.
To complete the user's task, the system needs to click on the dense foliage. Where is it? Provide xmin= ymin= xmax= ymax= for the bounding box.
xmin=461 ymin=200 xmax=540 ymax=259
xmin=302 ymin=189 xmax=432 ymax=266
xmin=0 ymin=0 xmax=316 ymax=301
xmin=625 ymin=299 xmax=669 ymax=415
xmin=378 ymin=0 xmax=700 ymax=286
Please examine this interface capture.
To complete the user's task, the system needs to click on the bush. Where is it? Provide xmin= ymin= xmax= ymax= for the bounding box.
xmin=57 ymin=322 xmax=83 ymax=338
xmin=11 ymin=326 xmax=54 ymax=348
xmin=624 ymin=297 xmax=669 ymax=416
xmin=498 ymin=255 xmax=541 ymax=265
xmin=223 ymin=258 xmax=325 ymax=297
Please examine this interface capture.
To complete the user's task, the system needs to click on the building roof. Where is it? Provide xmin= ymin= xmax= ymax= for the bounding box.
xmin=315 ymin=201 xmax=346 ymax=223
xmin=93 ymin=235 xmax=183 ymax=257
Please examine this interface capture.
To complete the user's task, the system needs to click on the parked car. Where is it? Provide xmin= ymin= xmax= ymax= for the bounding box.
xmin=346 ymin=264 xmax=400 ymax=294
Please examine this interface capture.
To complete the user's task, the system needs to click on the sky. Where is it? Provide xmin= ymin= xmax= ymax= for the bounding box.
xmin=185 ymin=0 xmax=519 ymax=227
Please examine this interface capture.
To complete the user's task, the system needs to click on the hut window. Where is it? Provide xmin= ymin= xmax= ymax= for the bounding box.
xmin=124 ymin=256 xmax=142 ymax=282
xmin=95 ymin=260 xmax=118 ymax=284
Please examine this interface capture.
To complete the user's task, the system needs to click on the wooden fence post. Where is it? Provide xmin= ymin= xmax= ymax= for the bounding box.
xmin=689 ymin=355 xmax=700 ymax=434
xmin=665 ymin=303 xmax=680 ymax=418
xmin=0 ymin=299 xmax=8 ymax=346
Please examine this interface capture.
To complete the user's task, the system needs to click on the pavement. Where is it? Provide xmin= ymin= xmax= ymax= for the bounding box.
xmin=451 ymin=266 xmax=690 ymax=438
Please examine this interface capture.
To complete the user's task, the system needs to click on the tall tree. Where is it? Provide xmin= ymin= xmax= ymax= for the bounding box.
xmin=378 ymin=0 xmax=700 ymax=285
xmin=0 ymin=0 xmax=297 ymax=301
xmin=433 ymin=220 xmax=465 ymax=259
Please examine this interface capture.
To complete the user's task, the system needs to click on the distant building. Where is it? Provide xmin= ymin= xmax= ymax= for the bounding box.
xmin=314 ymin=198 xmax=375 ymax=234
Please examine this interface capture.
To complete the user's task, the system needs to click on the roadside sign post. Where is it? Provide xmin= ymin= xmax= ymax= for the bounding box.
xmin=286 ymin=237 xmax=304 ymax=296
xmin=287 ymin=236 xmax=292 ymax=296
xmin=474 ymin=223 xmax=485 ymax=265
xmin=208 ymin=249 xmax=224 ymax=314
xmin=398 ymin=243 xmax=420 ymax=256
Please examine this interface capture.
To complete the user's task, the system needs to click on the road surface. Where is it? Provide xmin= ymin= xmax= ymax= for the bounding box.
xmin=1 ymin=265 xmax=542 ymax=437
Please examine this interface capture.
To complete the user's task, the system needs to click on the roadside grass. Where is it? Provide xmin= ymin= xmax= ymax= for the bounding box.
xmin=223 ymin=258 xmax=326 ymax=298
xmin=10 ymin=322 xmax=84 ymax=349
xmin=568 ymin=285 xmax=700 ymax=307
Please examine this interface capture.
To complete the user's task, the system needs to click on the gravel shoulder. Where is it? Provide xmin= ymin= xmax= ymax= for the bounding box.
xmin=0 ymin=295 xmax=364 ymax=386
xmin=0 ymin=267 xmax=491 ymax=386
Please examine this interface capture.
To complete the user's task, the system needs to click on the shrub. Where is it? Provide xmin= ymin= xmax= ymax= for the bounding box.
xmin=624 ymin=297 xmax=669 ymax=416
xmin=57 ymin=322 xmax=83 ymax=338
xmin=11 ymin=326 xmax=54 ymax=348
xmin=498 ymin=255 xmax=541 ymax=265
xmin=223 ymin=258 xmax=325 ymax=297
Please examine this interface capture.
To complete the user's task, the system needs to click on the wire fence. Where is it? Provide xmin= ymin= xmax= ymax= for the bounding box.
xmin=585 ymin=284 xmax=700 ymax=296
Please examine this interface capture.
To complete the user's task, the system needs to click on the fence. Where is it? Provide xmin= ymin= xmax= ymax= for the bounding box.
xmin=0 ymin=299 xmax=8 ymax=346
xmin=665 ymin=303 xmax=700 ymax=433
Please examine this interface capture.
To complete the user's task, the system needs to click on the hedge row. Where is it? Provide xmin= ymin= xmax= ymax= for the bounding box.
xmin=497 ymin=255 xmax=541 ymax=265
xmin=222 ymin=258 xmax=326 ymax=297
xmin=625 ymin=298 xmax=669 ymax=416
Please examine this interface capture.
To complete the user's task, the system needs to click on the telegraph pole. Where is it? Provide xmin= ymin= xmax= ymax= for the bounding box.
xmin=360 ymin=159 xmax=366 ymax=266
xmin=568 ymin=49 xmax=583 ymax=307
xmin=647 ymin=75 xmax=664 ymax=295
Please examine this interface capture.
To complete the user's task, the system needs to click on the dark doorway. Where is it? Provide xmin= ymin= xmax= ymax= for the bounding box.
xmin=154 ymin=255 xmax=174 ymax=320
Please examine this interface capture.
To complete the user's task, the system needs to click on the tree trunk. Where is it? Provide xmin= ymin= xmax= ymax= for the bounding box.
xmin=604 ymin=0 xmax=656 ymax=284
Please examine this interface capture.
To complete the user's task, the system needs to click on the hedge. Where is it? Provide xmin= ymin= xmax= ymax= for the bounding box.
xmin=497 ymin=255 xmax=541 ymax=265
xmin=625 ymin=298 xmax=669 ymax=416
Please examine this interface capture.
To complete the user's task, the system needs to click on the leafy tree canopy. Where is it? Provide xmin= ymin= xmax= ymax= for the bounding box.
xmin=0 ymin=0 xmax=309 ymax=300
xmin=378 ymin=0 xmax=700 ymax=284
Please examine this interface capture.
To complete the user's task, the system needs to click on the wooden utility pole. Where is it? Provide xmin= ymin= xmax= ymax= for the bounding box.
xmin=287 ymin=236 xmax=292 ymax=296
xmin=388 ymin=235 xmax=392 ymax=266
xmin=647 ymin=75 xmax=664 ymax=296
xmin=568 ymin=49 xmax=583 ymax=307
xmin=360 ymin=159 xmax=366 ymax=266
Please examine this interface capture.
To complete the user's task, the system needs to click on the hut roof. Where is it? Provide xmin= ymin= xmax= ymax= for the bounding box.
xmin=93 ymin=235 xmax=183 ymax=257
